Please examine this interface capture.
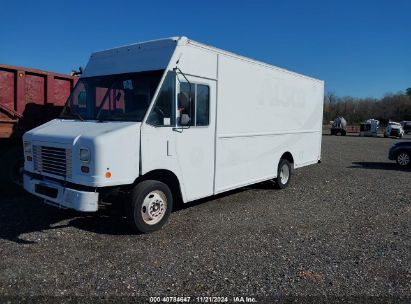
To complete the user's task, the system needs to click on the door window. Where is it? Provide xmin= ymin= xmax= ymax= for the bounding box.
xmin=179 ymin=82 xmax=210 ymax=126
xmin=196 ymin=84 xmax=210 ymax=126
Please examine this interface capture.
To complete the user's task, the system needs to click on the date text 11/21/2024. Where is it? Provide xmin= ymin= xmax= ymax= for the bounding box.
xmin=149 ymin=296 xmax=257 ymax=303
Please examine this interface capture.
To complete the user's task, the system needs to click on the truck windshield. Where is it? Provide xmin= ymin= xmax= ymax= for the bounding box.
xmin=60 ymin=70 xmax=164 ymax=121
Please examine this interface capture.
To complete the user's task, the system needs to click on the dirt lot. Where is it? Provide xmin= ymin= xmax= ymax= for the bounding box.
xmin=0 ymin=135 xmax=410 ymax=301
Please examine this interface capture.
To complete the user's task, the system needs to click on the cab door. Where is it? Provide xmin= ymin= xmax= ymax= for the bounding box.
xmin=174 ymin=74 xmax=216 ymax=201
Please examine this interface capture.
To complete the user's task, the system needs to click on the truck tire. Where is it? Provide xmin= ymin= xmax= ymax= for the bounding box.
xmin=0 ymin=146 xmax=24 ymax=195
xmin=275 ymin=159 xmax=292 ymax=189
xmin=126 ymin=180 xmax=173 ymax=233
xmin=341 ymin=130 xmax=346 ymax=136
xmin=396 ymin=151 xmax=410 ymax=167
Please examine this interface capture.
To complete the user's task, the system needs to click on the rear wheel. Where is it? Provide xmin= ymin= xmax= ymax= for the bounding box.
xmin=275 ymin=159 xmax=292 ymax=189
xmin=126 ymin=180 xmax=173 ymax=233
xmin=396 ymin=151 xmax=410 ymax=167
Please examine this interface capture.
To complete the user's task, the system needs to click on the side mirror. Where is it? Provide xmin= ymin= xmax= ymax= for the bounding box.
xmin=180 ymin=114 xmax=191 ymax=126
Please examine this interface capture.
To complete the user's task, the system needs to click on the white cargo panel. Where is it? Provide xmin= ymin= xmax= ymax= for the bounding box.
xmin=213 ymin=52 xmax=323 ymax=193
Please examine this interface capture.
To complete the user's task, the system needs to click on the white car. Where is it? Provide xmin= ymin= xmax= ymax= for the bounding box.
xmin=384 ymin=122 xmax=404 ymax=138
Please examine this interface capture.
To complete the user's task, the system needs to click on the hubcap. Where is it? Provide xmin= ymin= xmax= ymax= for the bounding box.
xmin=141 ymin=190 xmax=167 ymax=225
xmin=397 ymin=153 xmax=410 ymax=166
xmin=280 ymin=164 xmax=290 ymax=184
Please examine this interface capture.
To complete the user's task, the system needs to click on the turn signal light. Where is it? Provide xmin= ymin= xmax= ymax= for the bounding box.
xmin=105 ymin=171 xmax=111 ymax=178
xmin=81 ymin=166 xmax=89 ymax=173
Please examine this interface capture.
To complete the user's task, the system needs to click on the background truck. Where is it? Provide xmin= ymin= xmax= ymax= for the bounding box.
xmin=359 ymin=118 xmax=379 ymax=137
xmin=400 ymin=121 xmax=411 ymax=134
xmin=0 ymin=64 xmax=77 ymax=192
xmin=330 ymin=116 xmax=347 ymax=135
xmin=22 ymin=37 xmax=324 ymax=233
xmin=384 ymin=121 xmax=404 ymax=138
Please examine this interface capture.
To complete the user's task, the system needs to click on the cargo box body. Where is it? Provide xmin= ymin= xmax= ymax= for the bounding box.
xmin=159 ymin=38 xmax=324 ymax=196
xmin=214 ymin=49 xmax=323 ymax=193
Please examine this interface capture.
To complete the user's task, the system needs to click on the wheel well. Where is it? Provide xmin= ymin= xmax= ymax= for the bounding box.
xmin=397 ymin=150 xmax=410 ymax=157
xmin=136 ymin=170 xmax=183 ymax=207
xmin=280 ymin=152 xmax=294 ymax=167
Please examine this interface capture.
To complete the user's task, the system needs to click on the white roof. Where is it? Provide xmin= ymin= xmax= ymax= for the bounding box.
xmin=82 ymin=37 xmax=179 ymax=77
xmin=82 ymin=36 xmax=322 ymax=82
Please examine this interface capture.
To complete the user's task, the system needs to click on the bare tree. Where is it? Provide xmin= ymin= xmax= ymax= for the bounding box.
xmin=325 ymin=89 xmax=411 ymax=125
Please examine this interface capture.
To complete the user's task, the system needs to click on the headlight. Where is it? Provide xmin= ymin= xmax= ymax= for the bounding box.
xmin=24 ymin=142 xmax=32 ymax=154
xmin=80 ymin=148 xmax=90 ymax=162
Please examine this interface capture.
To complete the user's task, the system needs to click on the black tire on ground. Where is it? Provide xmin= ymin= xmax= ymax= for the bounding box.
xmin=0 ymin=146 xmax=24 ymax=194
xmin=396 ymin=151 xmax=410 ymax=167
xmin=341 ymin=130 xmax=347 ymax=136
xmin=126 ymin=180 xmax=173 ymax=233
xmin=274 ymin=159 xmax=292 ymax=189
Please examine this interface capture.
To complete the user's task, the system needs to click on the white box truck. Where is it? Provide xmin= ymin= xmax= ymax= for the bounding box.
xmin=22 ymin=37 xmax=324 ymax=233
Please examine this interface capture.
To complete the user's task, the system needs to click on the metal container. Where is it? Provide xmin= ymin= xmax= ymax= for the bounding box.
xmin=0 ymin=64 xmax=77 ymax=193
xmin=0 ymin=64 xmax=77 ymax=138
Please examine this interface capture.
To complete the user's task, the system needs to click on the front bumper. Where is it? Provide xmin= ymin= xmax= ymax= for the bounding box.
xmin=390 ymin=130 xmax=399 ymax=137
xmin=23 ymin=173 xmax=99 ymax=212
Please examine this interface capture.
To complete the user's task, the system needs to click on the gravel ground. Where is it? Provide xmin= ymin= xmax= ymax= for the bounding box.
xmin=0 ymin=134 xmax=410 ymax=302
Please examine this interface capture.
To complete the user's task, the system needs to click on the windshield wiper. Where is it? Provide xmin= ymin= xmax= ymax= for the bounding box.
xmin=70 ymin=112 xmax=85 ymax=121
xmin=60 ymin=106 xmax=85 ymax=121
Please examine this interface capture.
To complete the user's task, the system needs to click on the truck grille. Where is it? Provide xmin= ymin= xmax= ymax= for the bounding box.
xmin=33 ymin=145 xmax=72 ymax=178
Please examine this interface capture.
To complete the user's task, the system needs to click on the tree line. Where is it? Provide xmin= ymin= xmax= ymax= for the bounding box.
xmin=323 ymin=88 xmax=411 ymax=125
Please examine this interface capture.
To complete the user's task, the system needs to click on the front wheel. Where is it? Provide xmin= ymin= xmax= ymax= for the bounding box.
xmin=396 ymin=151 xmax=410 ymax=167
xmin=126 ymin=180 xmax=173 ymax=233
xmin=275 ymin=159 xmax=292 ymax=189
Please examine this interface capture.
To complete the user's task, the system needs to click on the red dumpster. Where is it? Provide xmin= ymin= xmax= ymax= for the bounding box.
xmin=0 ymin=64 xmax=78 ymax=192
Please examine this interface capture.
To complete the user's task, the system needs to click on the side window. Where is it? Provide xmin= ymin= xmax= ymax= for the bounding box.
xmin=147 ymin=72 xmax=175 ymax=126
xmin=179 ymin=82 xmax=195 ymax=126
xmin=179 ymin=82 xmax=210 ymax=127
xmin=196 ymin=84 xmax=210 ymax=126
